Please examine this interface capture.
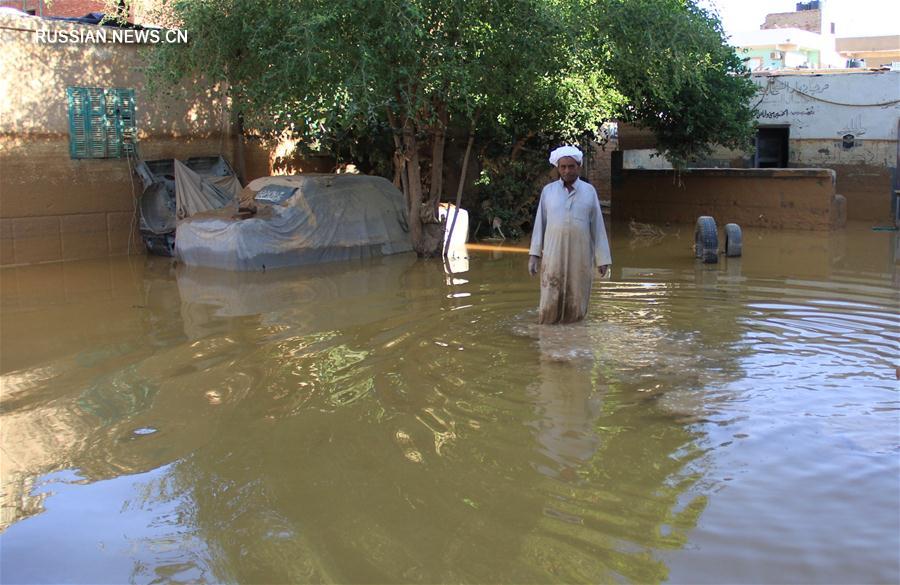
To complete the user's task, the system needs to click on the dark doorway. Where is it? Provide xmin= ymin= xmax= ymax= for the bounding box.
xmin=611 ymin=151 xmax=624 ymax=189
xmin=755 ymin=126 xmax=790 ymax=168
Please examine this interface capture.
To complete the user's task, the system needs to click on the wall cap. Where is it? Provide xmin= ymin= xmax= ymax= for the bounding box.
xmin=622 ymin=168 xmax=837 ymax=180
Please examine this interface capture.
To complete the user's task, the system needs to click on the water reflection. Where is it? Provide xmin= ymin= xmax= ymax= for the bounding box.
xmin=507 ymin=312 xmax=724 ymax=582
xmin=530 ymin=326 xmax=603 ymax=481
xmin=1 ymin=223 xmax=898 ymax=583
xmin=443 ymin=242 xmax=470 ymax=279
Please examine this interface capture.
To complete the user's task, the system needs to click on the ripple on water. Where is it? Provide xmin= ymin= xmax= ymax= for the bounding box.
xmin=2 ymin=234 xmax=899 ymax=584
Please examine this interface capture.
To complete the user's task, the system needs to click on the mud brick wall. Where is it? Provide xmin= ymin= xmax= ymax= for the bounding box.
xmin=612 ymin=168 xmax=845 ymax=230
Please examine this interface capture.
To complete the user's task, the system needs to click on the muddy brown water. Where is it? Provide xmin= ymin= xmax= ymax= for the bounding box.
xmin=1 ymin=222 xmax=898 ymax=584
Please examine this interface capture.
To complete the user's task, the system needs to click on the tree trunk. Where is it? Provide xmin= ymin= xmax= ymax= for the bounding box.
xmin=402 ymin=117 xmax=443 ymax=256
xmin=387 ymin=109 xmax=408 ymax=196
xmin=510 ymin=132 xmax=534 ymax=161
xmin=401 ymin=117 xmax=427 ymax=255
xmin=392 ymin=153 xmax=403 ymax=189
xmin=425 ymin=102 xmax=448 ymax=223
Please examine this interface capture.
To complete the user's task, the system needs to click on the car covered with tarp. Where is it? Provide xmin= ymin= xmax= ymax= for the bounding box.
xmin=174 ymin=174 xmax=412 ymax=271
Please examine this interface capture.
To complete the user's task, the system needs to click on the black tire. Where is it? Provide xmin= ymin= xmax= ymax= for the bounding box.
xmin=724 ymin=223 xmax=743 ymax=257
xmin=141 ymin=231 xmax=176 ymax=257
xmin=695 ymin=216 xmax=718 ymax=264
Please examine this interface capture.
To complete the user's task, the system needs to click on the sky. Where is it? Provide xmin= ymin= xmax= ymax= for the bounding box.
xmin=698 ymin=0 xmax=900 ymax=39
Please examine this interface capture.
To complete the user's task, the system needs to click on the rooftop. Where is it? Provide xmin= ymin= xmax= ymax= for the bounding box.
xmin=730 ymin=27 xmax=825 ymax=50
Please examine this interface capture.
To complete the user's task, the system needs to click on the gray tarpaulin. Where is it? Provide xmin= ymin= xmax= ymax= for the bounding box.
xmin=175 ymin=174 xmax=412 ymax=271
xmin=207 ymin=174 xmax=243 ymax=201
xmin=174 ymin=159 xmax=239 ymax=220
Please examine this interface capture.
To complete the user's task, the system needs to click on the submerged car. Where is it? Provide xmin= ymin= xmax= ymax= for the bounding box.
xmin=135 ymin=156 xmax=240 ymax=256
xmin=174 ymin=174 xmax=412 ymax=271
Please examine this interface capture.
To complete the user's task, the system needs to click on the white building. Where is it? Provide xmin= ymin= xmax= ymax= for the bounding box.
xmin=622 ymin=70 xmax=900 ymax=222
xmin=731 ymin=27 xmax=843 ymax=71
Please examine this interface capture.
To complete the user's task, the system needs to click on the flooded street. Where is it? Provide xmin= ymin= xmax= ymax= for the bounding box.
xmin=1 ymin=222 xmax=898 ymax=584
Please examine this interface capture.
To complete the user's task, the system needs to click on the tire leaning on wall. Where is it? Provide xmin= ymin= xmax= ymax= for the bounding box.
xmin=724 ymin=223 xmax=743 ymax=257
xmin=695 ymin=216 xmax=719 ymax=264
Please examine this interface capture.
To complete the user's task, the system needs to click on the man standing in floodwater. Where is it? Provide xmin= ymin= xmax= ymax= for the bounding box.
xmin=528 ymin=145 xmax=612 ymax=324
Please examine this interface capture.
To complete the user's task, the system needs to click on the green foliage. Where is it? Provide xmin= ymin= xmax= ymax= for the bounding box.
xmin=143 ymin=0 xmax=757 ymax=208
xmin=474 ymin=146 xmax=552 ymax=240
xmin=587 ymin=0 xmax=758 ymax=164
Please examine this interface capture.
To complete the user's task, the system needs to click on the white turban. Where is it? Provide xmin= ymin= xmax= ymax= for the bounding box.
xmin=548 ymin=145 xmax=583 ymax=167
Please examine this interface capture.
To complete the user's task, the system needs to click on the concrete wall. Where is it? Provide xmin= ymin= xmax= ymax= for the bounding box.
xmin=753 ymin=71 xmax=898 ymax=141
xmin=836 ymin=35 xmax=900 ymax=67
xmin=753 ymin=70 xmax=898 ymax=221
xmin=0 ymin=14 xmax=234 ymax=266
xmin=612 ymin=168 xmax=844 ymax=230
xmin=788 ymin=138 xmax=895 ymax=220
xmin=623 ymin=149 xmax=673 ymax=170
xmin=740 ymin=47 xmax=820 ymax=70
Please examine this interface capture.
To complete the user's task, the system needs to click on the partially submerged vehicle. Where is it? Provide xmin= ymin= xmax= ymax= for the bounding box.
xmin=174 ymin=174 xmax=412 ymax=271
xmin=135 ymin=156 xmax=241 ymax=256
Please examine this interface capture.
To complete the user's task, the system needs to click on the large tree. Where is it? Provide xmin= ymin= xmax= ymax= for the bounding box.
xmin=145 ymin=0 xmax=754 ymax=255
xmin=587 ymin=0 xmax=757 ymax=166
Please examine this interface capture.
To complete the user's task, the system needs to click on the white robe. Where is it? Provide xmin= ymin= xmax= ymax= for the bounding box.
xmin=529 ymin=178 xmax=612 ymax=324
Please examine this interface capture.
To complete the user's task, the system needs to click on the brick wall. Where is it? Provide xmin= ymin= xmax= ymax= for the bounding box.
xmin=0 ymin=0 xmax=172 ymax=26
xmin=586 ymin=140 xmax=615 ymax=202
xmin=762 ymin=9 xmax=821 ymax=33
xmin=2 ymin=0 xmax=106 ymax=18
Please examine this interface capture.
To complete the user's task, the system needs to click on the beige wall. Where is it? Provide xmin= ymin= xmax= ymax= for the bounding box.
xmin=612 ymin=168 xmax=844 ymax=230
xmin=789 ymin=139 xmax=895 ymax=221
xmin=836 ymin=34 xmax=900 ymax=66
xmin=243 ymin=138 xmax=336 ymax=183
xmin=0 ymin=14 xmax=234 ymax=266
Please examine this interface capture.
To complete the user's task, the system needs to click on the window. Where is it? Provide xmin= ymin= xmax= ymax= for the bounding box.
xmin=66 ymin=87 xmax=136 ymax=159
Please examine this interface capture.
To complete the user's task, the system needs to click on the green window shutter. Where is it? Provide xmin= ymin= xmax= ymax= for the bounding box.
xmin=87 ymin=87 xmax=107 ymax=158
xmin=67 ymin=87 xmax=88 ymax=158
xmin=67 ymin=87 xmax=136 ymax=159
xmin=110 ymin=88 xmax=136 ymax=156
xmin=104 ymin=89 xmax=120 ymax=158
